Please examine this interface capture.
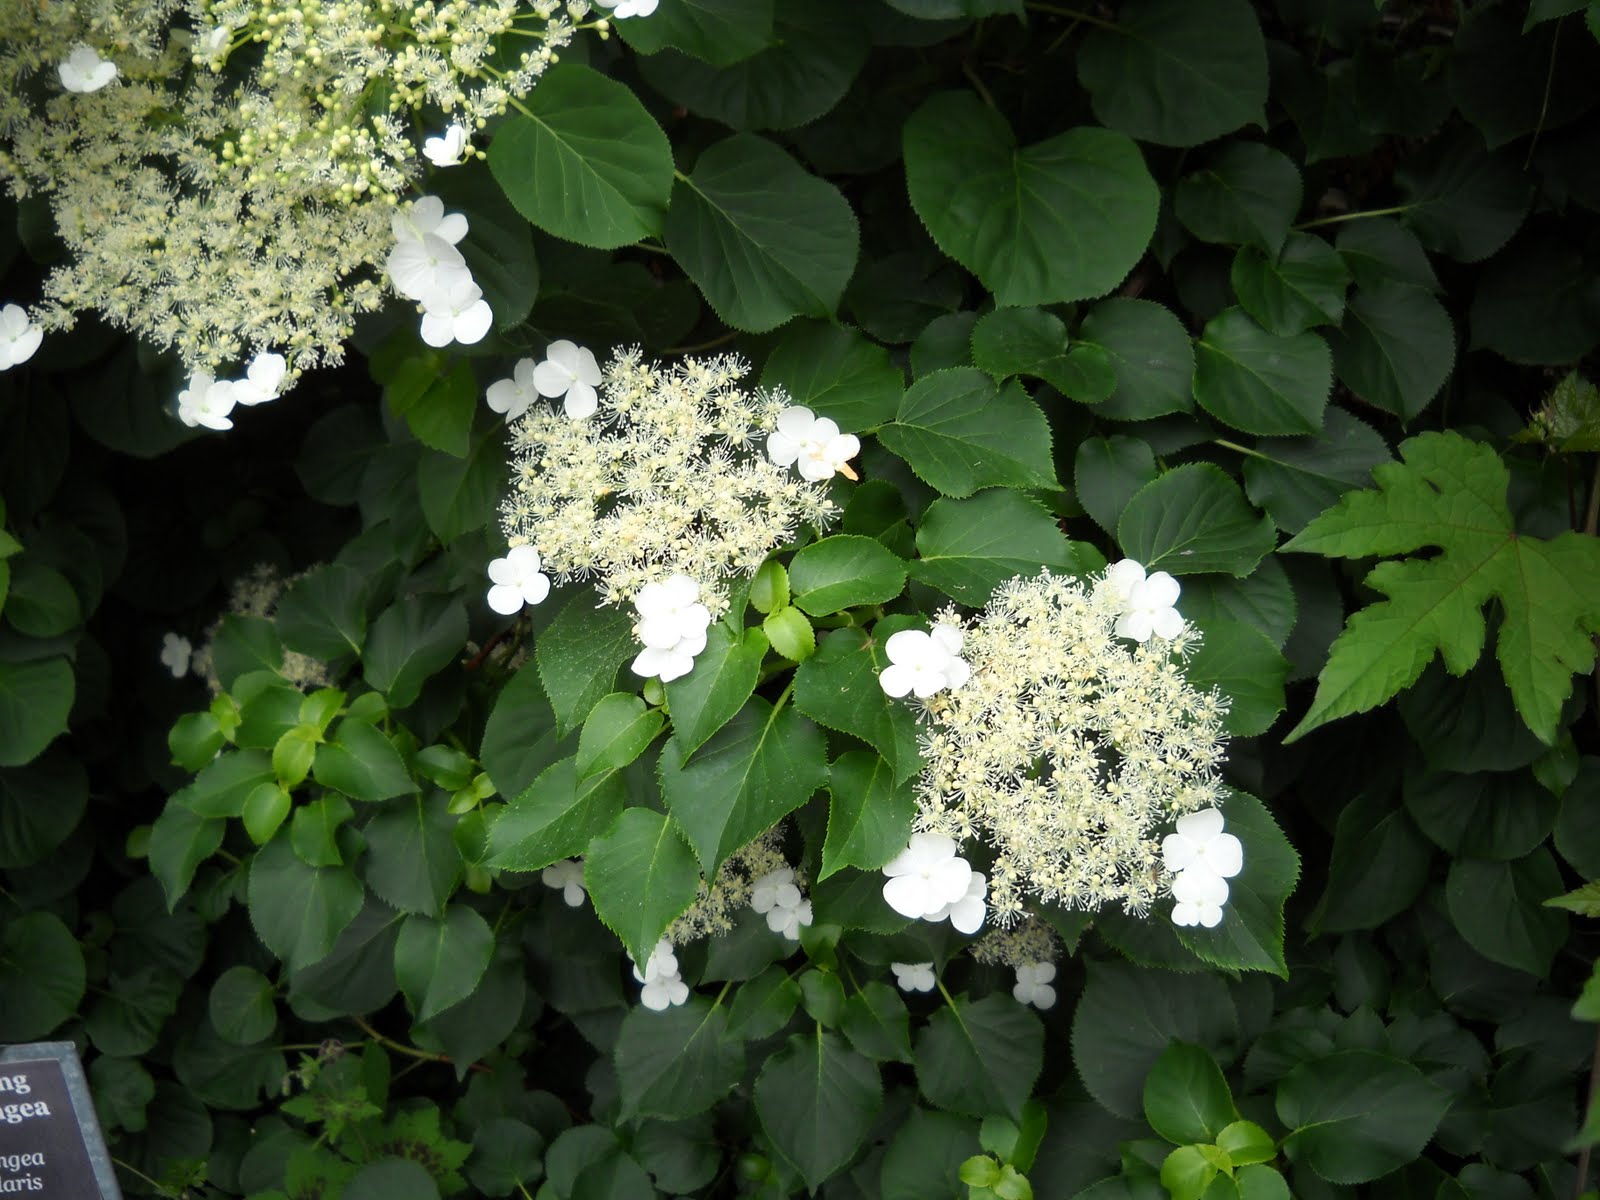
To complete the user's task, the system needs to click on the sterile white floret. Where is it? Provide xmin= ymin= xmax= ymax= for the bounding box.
xmin=486 ymin=545 xmax=551 ymax=614
xmin=766 ymin=405 xmax=860 ymax=482
xmin=1012 ymin=962 xmax=1057 ymax=1010
xmin=533 ymin=340 xmax=602 ymax=420
xmin=891 ymin=962 xmax=936 ymax=993
xmin=540 ymin=859 xmax=586 ymax=907
xmin=878 ymin=625 xmax=970 ymax=699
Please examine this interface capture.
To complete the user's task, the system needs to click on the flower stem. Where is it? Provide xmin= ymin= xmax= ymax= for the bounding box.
xmin=1294 ymin=203 xmax=1417 ymax=230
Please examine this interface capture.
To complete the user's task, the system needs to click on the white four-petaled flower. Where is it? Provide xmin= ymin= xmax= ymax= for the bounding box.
xmin=1012 ymin=962 xmax=1057 ymax=1010
xmin=392 ymin=196 xmax=469 ymax=247
xmin=420 ymin=276 xmax=493 ymax=347
xmin=631 ymin=938 xmax=689 ymax=1010
xmin=878 ymin=624 xmax=970 ymax=699
xmin=540 ymin=859 xmax=586 ymax=907
xmin=533 ymin=340 xmax=602 ymax=419
xmin=1163 ymin=807 xmax=1243 ymax=929
xmin=1104 ymin=558 xmax=1184 ymax=642
xmin=486 ymin=358 xmax=539 ymax=420
xmin=882 ymin=833 xmax=983 ymax=933
xmin=422 ymin=123 xmax=469 ymax=168
xmin=630 ymin=574 xmax=712 ymax=683
xmin=177 ymin=372 xmax=236 ymax=430
xmin=766 ymin=405 xmax=860 ymax=483
xmin=749 ymin=867 xmax=813 ymax=941
xmin=891 ymin=962 xmax=936 ymax=993
xmin=486 ymin=545 xmax=551 ymax=615
xmin=59 ymin=44 xmax=117 ymax=93
xmin=234 ymin=352 xmax=287 ymax=406
xmin=594 ymin=0 xmax=660 ymax=17
xmin=0 ymin=304 xmax=43 ymax=370
xmin=160 ymin=633 xmax=192 ymax=679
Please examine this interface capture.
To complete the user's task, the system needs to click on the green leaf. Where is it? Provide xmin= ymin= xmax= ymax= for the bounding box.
xmin=790 ymin=536 xmax=907 ymax=616
xmin=344 ymin=1159 xmax=440 ymax=1200
xmin=658 ymin=697 xmax=828 ymax=874
xmin=363 ymin=794 xmax=462 ymax=916
xmin=1118 ymin=465 xmax=1276 ymax=577
xmin=1275 ymin=1051 xmax=1450 ymax=1184
xmin=1186 ymin=620 xmax=1289 ymax=737
xmin=536 ymin=591 xmax=638 ymax=738
xmin=1175 ymin=144 xmax=1301 ymax=253
xmin=577 ymin=693 xmax=664 ymax=782
xmin=381 ymin=354 xmax=475 ymax=458
xmin=585 ymin=808 xmax=702 ymax=966
xmin=1075 ymin=436 xmax=1158 ymax=538
xmin=1445 ymin=850 xmax=1568 ymax=975
xmin=795 ymin=625 xmax=922 ymax=782
xmin=614 ymin=998 xmax=745 ymax=1119
xmin=760 ymin=322 xmax=904 ymax=433
xmin=1217 ymin=1120 xmax=1276 ymax=1167
xmin=878 ymin=369 xmax=1057 ymax=497
xmin=0 ymin=753 xmax=86 ymax=868
xmin=1335 ymin=219 xmax=1440 ymax=293
xmin=1170 ymin=791 xmax=1299 ymax=975
xmin=1549 ymin=880 xmax=1600 ymax=918
xmin=1076 ymin=0 xmax=1268 ymax=146
xmin=1143 ymin=1043 xmax=1237 ymax=1144
xmin=90 ymin=1057 xmax=155 ymax=1135
xmin=1395 ymin=129 xmax=1531 ymax=263
xmin=487 ymin=63 xmax=672 ymax=248
xmin=246 ymin=833 xmax=365 ymax=972
xmin=148 ymin=802 xmax=225 ymax=909
xmin=1070 ymin=960 xmax=1237 ymax=1119
xmin=727 ymin=965 xmax=802 ymax=1040
xmin=1231 ymin=233 xmax=1350 ymax=336
xmin=0 ymin=913 xmax=84 ymax=1039
xmin=1077 ymin=298 xmax=1196 ymax=420
xmin=1194 ymin=308 xmax=1331 ymax=435
xmin=915 ymin=994 xmax=1043 ymax=1120
xmin=175 ymin=750 xmax=276 ymax=818
xmin=484 ymin=756 xmax=626 ymax=873
xmin=363 ymin=595 xmax=467 ymax=710
xmin=1329 ymin=283 xmax=1456 ymax=419
xmin=755 ymin=1030 xmax=882 ymax=1190
xmin=292 ymin=794 xmax=354 ymax=868
xmin=394 ymin=905 xmax=495 ymax=1022
xmin=0 ymin=656 xmax=73 ymax=766
xmin=467 ymin=1119 xmax=546 ymax=1198
xmin=274 ymin=565 xmax=369 ymax=662
xmin=616 ymin=0 xmax=775 ymax=65
xmin=4 ymin=560 xmax=80 ymax=636
xmin=904 ymin=93 xmax=1158 ymax=306
xmin=1239 ymin=408 xmax=1391 ymax=535
xmin=1179 ymin=557 xmax=1297 ymax=649
xmin=242 ymin=782 xmax=291 ymax=845
xmin=1309 ymin=791 xmax=1432 ymax=934
xmin=663 ymin=626 xmax=768 ymax=760
xmin=971 ymin=307 xmax=1113 ymax=402
xmin=840 ymin=981 xmax=913 ymax=1064
xmin=821 ymin=750 xmax=916 ymax=881
xmin=1283 ymin=431 xmax=1600 ymax=744
xmin=314 ymin=720 xmax=416 ymax=802
xmin=911 ymin=489 xmax=1106 ymax=606
xmin=1404 ymin=765 xmax=1555 ymax=861
xmin=879 ymin=1110 xmax=982 ymax=1200
xmin=636 ymin=0 xmax=867 ymax=130
xmin=208 ymin=966 xmax=278 ymax=1045
xmin=1471 ymin=230 xmax=1600 ymax=366
xmin=665 ymin=133 xmax=859 ymax=332
xmin=418 ymin=428 xmax=509 ymax=546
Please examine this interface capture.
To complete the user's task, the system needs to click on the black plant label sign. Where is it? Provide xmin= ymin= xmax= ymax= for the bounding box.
xmin=0 ymin=1045 xmax=119 ymax=1198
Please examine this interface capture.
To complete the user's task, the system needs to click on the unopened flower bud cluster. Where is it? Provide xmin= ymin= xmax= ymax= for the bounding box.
xmin=499 ymin=348 xmax=841 ymax=619
xmin=906 ymin=567 xmax=1230 ymax=926
xmin=0 ymin=0 xmax=586 ymax=379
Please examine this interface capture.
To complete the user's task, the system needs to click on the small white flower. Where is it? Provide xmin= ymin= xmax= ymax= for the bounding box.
xmin=1162 ymin=808 xmax=1243 ymax=880
xmin=928 ymin=870 xmax=987 ymax=935
xmin=385 ymin=234 xmax=470 ymax=302
xmin=177 ymin=373 xmax=237 ymax=431
xmin=1171 ymin=868 xmax=1230 ymax=929
xmin=768 ymin=899 xmax=813 ymax=941
xmin=750 ymin=868 xmax=802 ymax=915
xmin=234 ymin=352 xmax=287 ymax=406
xmin=486 ymin=545 xmax=551 ymax=615
xmin=486 ymin=359 xmax=539 ymax=420
xmin=160 ymin=633 xmax=191 ymax=679
xmin=878 ymin=625 xmax=970 ymax=699
xmin=891 ymin=962 xmax=936 ymax=993
xmin=595 ymin=0 xmax=660 ymax=17
xmin=422 ymin=123 xmax=469 ymax=168
xmin=631 ymin=939 xmax=680 ymax=983
xmin=634 ymin=575 xmax=712 ymax=650
xmin=419 ymin=277 xmax=493 ymax=347
xmin=540 ymin=859 xmax=586 ymax=907
xmin=532 ymin=340 xmax=603 ymax=420
xmin=1105 ymin=559 xmax=1183 ymax=642
xmin=766 ymin=405 xmax=860 ymax=483
xmin=1012 ymin=962 xmax=1057 ymax=1010
xmin=392 ymin=195 xmax=468 ymax=246
xmin=882 ymin=833 xmax=974 ymax=920
xmin=59 ymin=44 xmax=117 ymax=93
xmin=0 ymin=304 xmax=43 ymax=370
xmin=631 ymin=939 xmax=690 ymax=1010
xmin=195 ymin=24 xmax=231 ymax=59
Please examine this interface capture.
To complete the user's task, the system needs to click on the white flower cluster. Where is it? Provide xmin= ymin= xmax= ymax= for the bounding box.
xmin=881 ymin=833 xmax=988 ymax=934
xmin=0 ymin=304 xmax=43 ymax=372
xmin=630 ymin=938 xmax=688 ymax=1011
xmin=1162 ymin=808 xmax=1243 ymax=928
xmin=177 ymin=352 xmax=288 ymax=431
xmin=540 ymin=858 xmax=586 ymax=907
xmin=498 ymin=348 xmax=848 ymax=646
xmin=631 ymin=575 xmax=712 ymax=684
xmin=888 ymin=565 xmax=1229 ymax=926
xmin=0 ymin=1 xmax=582 ymax=383
xmin=385 ymin=196 xmax=492 ymax=349
xmin=749 ymin=867 xmax=813 ymax=941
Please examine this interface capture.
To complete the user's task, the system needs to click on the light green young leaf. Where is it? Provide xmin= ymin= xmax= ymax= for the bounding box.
xmin=1283 ymin=431 xmax=1600 ymax=744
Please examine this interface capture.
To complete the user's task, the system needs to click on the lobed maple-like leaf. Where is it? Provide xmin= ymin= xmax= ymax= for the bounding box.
xmin=1283 ymin=430 xmax=1600 ymax=744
